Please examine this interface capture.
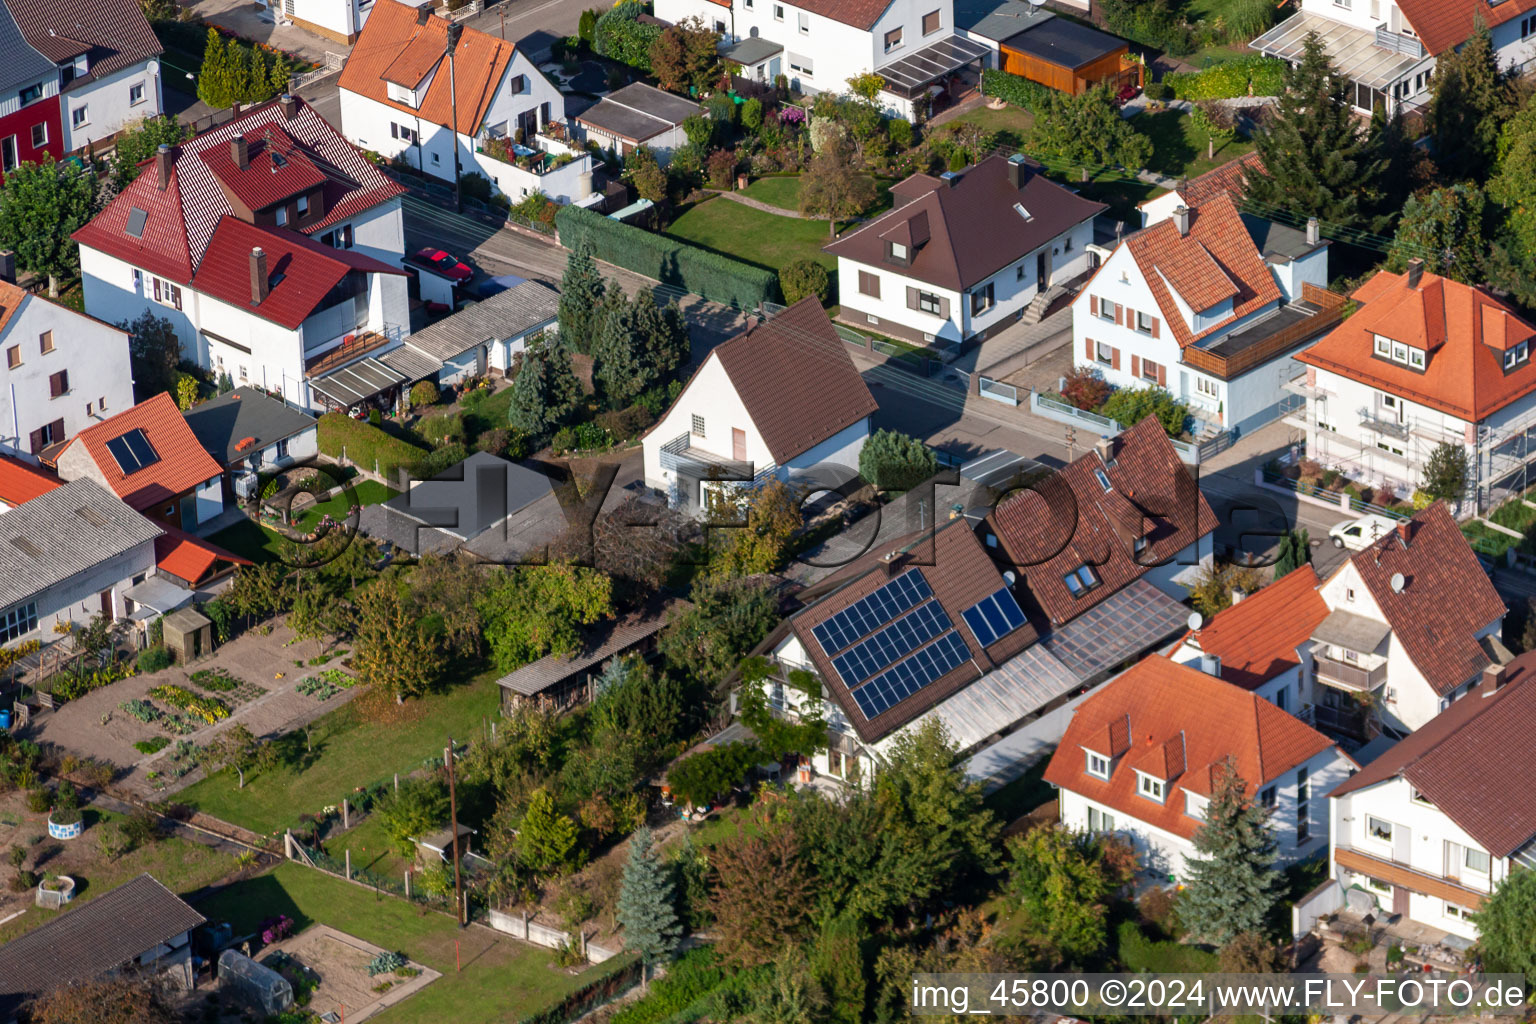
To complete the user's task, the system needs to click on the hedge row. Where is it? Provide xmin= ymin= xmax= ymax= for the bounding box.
xmin=1163 ymin=55 xmax=1288 ymax=101
xmin=316 ymin=413 xmax=430 ymax=481
xmin=980 ymin=69 xmax=1055 ymax=113
xmin=555 ymin=205 xmax=781 ymax=310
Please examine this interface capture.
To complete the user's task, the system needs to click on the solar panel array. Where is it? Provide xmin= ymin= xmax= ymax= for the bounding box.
xmin=851 ymin=632 xmax=971 ymax=719
xmin=831 ymin=601 xmax=952 ymax=686
xmin=811 ymin=570 xmax=932 ymax=654
xmin=103 ymin=428 xmax=161 ymax=475
xmin=961 ymin=587 xmax=1028 ymax=648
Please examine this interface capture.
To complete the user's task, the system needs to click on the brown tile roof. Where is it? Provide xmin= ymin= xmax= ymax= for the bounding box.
xmin=788 ymin=518 xmax=1039 ymax=743
xmin=1170 ymin=151 xmax=1264 ymax=209
xmin=987 ymin=417 xmax=1218 ymax=627
xmin=1347 ymin=502 xmax=1506 ymax=696
xmin=825 ymin=155 xmax=1105 ymax=291
xmin=0 ymin=873 xmax=205 ymax=1013
xmin=1044 ymin=655 xmax=1341 ymax=840
xmin=1329 ymin=652 xmax=1536 ymax=858
xmin=710 ymin=298 xmax=878 ymax=465
xmin=4 ymin=0 xmax=161 ymax=79
xmin=338 ymin=0 xmax=519 ymax=135
xmin=1172 ymin=564 xmax=1329 ymax=691
xmin=1393 ymin=0 xmax=1536 ymax=56
xmin=811 ymin=0 xmax=898 ymax=30
xmin=59 ymin=392 xmax=225 ymax=513
xmin=1123 ymin=193 xmax=1281 ymax=349
xmin=1333 ymin=847 xmax=1488 ymax=908
xmin=1296 ymin=269 xmax=1536 ymax=422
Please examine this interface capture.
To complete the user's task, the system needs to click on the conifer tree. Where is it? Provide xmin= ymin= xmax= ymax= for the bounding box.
xmin=615 ymin=825 xmax=680 ymax=984
xmin=557 ymin=240 xmax=607 ymax=354
xmin=196 ymin=28 xmax=231 ymax=108
xmin=1428 ymin=21 xmax=1508 ymax=184
xmin=1178 ymin=759 xmax=1280 ymax=943
xmin=508 ymin=332 xmax=583 ymax=435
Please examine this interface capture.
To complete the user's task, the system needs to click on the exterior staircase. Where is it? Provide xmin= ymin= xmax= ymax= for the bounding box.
xmin=1020 ymin=285 xmax=1061 ymax=326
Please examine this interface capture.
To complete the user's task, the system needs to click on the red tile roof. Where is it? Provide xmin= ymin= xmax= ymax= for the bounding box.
xmin=4 ymin=0 xmax=161 ymax=79
xmin=1329 ymin=652 xmax=1536 ymax=857
xmin=195 ymin=215 xmax=405 ymax=331
xmin=1122 ymin=193 xmax=1281 ymax=349
xmin=988 ymin=417 xmax=1218 ymax=627
xmin=60 ymin=392 xmax=224 ymax=513
xmin=711 ymin=298 xmax=878 ymax=465
xmin=1347 ymin=502 xmax=1506 ymax=696
xmin=72 ymin=95 xmax=405 ymax=317
xmin=0 ymin=455 xmax=60 ymax=506
xmin=154 ymin=524 xmax=251 ymax=585
xmin=1394 ymin=0 xmax=1536 ymax=56
xmin=787 ymin=518 xmax=1039 ymax=742
xmin=1173 ymin=565 xmax=1328 ymax=691
xmin=339 ymin=0 xmax=520 ymax=135
xmin=1297 ymin=269 xmax=1536 ymax=422
xmin=1044 ymin=655 xmax=1342 ymax=840
xmin=201 ymin=125 xmax=329 ymax=212
xmin=810 ymin=0 xmax=897 ymax=30
xmin=1172 ymin=151 xmax=1264 ymax=209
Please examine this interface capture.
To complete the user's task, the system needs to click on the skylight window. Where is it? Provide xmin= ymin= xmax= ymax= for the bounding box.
xmin=1013 ymin=202 xmax=1032 ymax=221
xmin=125 ymin=207 xmax=147 ymax=239
xmin=1094 ymin=468 xmax=1112 ymax=491
xmin=1063 ymin=564 xmax=1099 ymax=597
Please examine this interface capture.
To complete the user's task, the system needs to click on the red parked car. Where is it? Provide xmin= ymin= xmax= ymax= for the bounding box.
xmin=414 ymin=247 xmax=474 ymax=283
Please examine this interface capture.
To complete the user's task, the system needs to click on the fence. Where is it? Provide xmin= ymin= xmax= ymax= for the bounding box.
xmin=486 ymin=907 xmax=622 ymax=964
xmin=831 ymin=322 xmax=935 ymax=377
xmin=448 ymin=0 xmax=484 ymax=21
xmin=289 ymin=50 xmax=346 ymax=92
xmin=978 ymin=376 xmax=1018 ymax=406
xmin=1257 ymin=469 xmax=1412 ymax=522
xmin=1028 ymin=391 xmax=1121 ymax=435
xmin=1292 ymin=878 xmax=1343 ymax=939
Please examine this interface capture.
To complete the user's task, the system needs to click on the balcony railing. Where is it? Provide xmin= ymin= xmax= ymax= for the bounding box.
xmin=1305 ymin=701 xmax=1371 ymax=739
xmin=1312 ymin=647 xmax=1387 ymax=692
xmin=1335 ymin=843 xmax=1490 ymax=900
xmin=303 ymin=329 xmax=393 ymax=377
xmin=1182 ymin=285 xmax=1348 ymax=380
xmin=1375 ymin=24 xmax=1426 ymax=58
xmin=1358 ymin=408 xmax=1411 ymax=441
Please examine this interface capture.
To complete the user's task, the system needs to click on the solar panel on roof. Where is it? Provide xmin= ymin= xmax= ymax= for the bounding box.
xmin=811 ymin=569 xmax=932 ymax=654
xmin=850 ymin=631 xmax=971 ymax=720
xmin=104 ymin=428 xmax=160 ymax=475
xmin=961 ymin=587 xmax=1027 ymax=648
xmin=830 ymin=600 xmax=952 ymax=687
xmin=125 ymin=207 xmax=148 ymax=238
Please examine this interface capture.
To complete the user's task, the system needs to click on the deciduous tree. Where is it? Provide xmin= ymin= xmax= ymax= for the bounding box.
xmin=648 ymin=17 xmax=720 ymax=93
xmin=1178 ymin=758 xmax=1280 ymax=943
xmin=352 ymin=582 xmax=444 ymax=702
xmin=27 ymin=975 xmax=177 ymax=1024
xmin=1422 ymin=443 xmax=1470 ymax=503
xmin=705 ymin=478 xmax=803 ymax=579
xmin=110 ymin=116 xmax=190 ymax=190
xmin=477 ymin=565 xmax=613 ymax=672
xmin=799 ymin=133 xmax=876 ymax=237
xmin=709 ymin=815 xmax=816 ymax=966
xmin=0 ymin=161 xmax=95 ymax=295
xmin=1006 ymin=826 xmax=1134 ymax=965
xmin=379 ymin=776 xmax=450 ymax=855
xmin=659 ymin=577 xmax=780 ymax=685
xmin=1472 ymin=866 xmax=1536 ymax=974
xmin=1030 ymin=85 xmax=1152 ymax=174
xmin=121 ymin=311 xmax=183 ymax=403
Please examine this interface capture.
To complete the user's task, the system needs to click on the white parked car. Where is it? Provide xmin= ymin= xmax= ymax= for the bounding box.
xmin=1329 ymin=513 xmax=1401 ymax=551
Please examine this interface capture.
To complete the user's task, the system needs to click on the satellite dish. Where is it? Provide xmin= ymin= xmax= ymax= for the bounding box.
xmin=1390 ymin=572 xmax=1406 ymax=593
xmin=1003 ymin=570 xmax=1017 ymax=585
xmin=1026 ymin=0 xmax=1047 ymax=13
xmin=1187 ymin=611 xmax=1203 ymax=631
xmin=146 ymin=59 xmax=159 ymax=76
xmin=749 ymin=25 xmax=759 ymax=36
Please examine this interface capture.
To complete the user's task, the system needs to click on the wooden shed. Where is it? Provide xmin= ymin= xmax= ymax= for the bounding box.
xmin=998 ymin=18 xmax=1140 ymax=96
xmin=162 ymin=606 xmax=213 ymax=663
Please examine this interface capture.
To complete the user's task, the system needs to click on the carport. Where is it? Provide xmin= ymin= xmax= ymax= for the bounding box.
xmin=309 ymin=356 xmax=406 ymax=413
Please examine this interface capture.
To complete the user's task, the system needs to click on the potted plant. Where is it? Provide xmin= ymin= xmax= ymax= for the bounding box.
xmin=47 ymin=780 xmax=83 ymax=839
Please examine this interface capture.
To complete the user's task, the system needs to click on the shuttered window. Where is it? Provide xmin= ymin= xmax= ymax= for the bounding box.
xmin=858 ymin=270 xmax=880 ymax=298
xmin=48 ymin=369 xmax=67 ymax=398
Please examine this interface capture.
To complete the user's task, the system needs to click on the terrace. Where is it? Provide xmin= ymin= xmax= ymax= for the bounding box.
xmin=1181 ymin=285 xmax=1346 ymax=380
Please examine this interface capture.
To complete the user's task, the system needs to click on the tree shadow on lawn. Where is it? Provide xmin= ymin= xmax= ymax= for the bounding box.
xmin=1137 ymin=110 xmax=1200 ymax=178
xmin=192 ymin=872 xmax=315 ymax=937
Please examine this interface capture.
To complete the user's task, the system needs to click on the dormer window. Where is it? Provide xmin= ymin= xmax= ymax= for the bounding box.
xmin=1409 ymin=348 xmax=1425 ymax=369
xmin=1086 ymin=751 xmax=1110 ymax=779
xmin=1377 ymin=334 xmax=1428 ymax=369
xmin=888 ymin=241 xmax=907 ymax=262
xmin=275 ymin=206 xmax=288 ymax=226
xmin=297 ymin=194 xmax=310 ymax=217
xmin=1137 ymin=773 xmax=1165 ymax=802
xmin=1063 ymin=564 xmax=1099 ymax=597
xmin=1374 ymin=336 xmax=1390 ymax=357
xmin=1506 ymin=341 xmax=1529 ymax=369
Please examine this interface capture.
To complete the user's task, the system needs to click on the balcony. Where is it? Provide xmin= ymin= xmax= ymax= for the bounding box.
xmin=1358 ymin=408 xmax=1410 ymax=442
xmin=1375 ymin=24 xmax=1426 ymax=59
xmin=1284 ymin=373 xmax=1332 ymax=399
xmin=1312 ymin=647 xmax=1387 ymax=692
xmin=1334 ymin=845 xmax=1487 ymax=908
xmin=303 ymin=330 xmax=393 ymax=377
xmin=1182 ymin=285 xmax=1347 ymax=380
xmin=1301 ymin=701 xmax=1372 ymax=741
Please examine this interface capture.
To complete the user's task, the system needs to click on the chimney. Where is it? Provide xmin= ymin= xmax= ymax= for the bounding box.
xmin=1094 ymin=435 xmax=1114 ymax=464
xmin=1230 ymin=587 xmax=1247 ymax=605
xmin=1173 ymin=204 xmax=1191 ymax=236
xmin=939 ymin=170 xmax=961 ymax=188
xmin=1483 ymin=663 xmax=1507 ymax=698
xmin=1406 ymin=257 xmax=1424 ymax=289
xmin=1199 ymin=653 xmax=1222 ymax=678
xmin=231 ymin=136 xmax=250 ymax=170
xmin=1396 ymin=520 xmax=1412 ymax=546
xmin=1306 ymin=217 xmax=1320 ymax=246
xmin=0 ymin=251 xmax=15 ymax=284
xmin=231 ymin=101 xmax=241 ymax=117
xmin=1008 ymin=153 xmax=1028 ymax=190
xmin=280 ymin=93 xmax=298 ymax=119
xmin=250 ymin=247 xmax=269 ymax=305
xmin=416 ymin=4 xmax=431 ymax=23
xmin=154 ymin=143 xmax=172 ymax=191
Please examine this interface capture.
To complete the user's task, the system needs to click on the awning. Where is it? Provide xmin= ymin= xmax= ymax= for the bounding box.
xmin=1311 ymin=609 xmax=1392 ymax=654
xmin=381 ymin=344 xmax=444 ymax=383
xmin=927 ymin=641 xmax=1079 ymax=752
xmin=310 ymin=356 xmax=406 ymax=407
xmin=722 ymin=36 xmax=782 ymax=65
xmin=124 ymin=575 xmax=195 ymax=615
xmin=877 ymin=35 xmax=991 ymax=94
xmin=1251 ymin=11 xmax=1424 ymax=91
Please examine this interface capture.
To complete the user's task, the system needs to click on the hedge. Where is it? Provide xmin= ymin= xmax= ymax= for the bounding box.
xmin=555 ymin=205 xmax=781 ymax=309
xmin=980 ymin=69 xmax=1054 ymax=113
xmin=515 ymin=957 xmax=641 ymax=1024
xmin=593 ymin=1 xmax=659 ymax=72
xmin=316 ymin=413 xmax=431 ymax=482
xmin=1164 ymin=56 xmax=1288 ymax=101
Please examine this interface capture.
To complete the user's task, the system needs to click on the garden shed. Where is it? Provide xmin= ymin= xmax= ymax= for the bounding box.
xmin=218 ymin=950 xmax=293 ymax=1016
xmin=997 ymin=17 xmax=1138 ymax=95
xmin=163 ymin=606 xmax=213 ymax=663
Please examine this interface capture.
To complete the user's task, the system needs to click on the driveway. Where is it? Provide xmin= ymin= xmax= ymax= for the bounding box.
xmin=183 ymin=0 xmax=346 ymax=63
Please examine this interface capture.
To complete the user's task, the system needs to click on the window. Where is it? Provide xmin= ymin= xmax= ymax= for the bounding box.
xmin=858 ymin=270 xmax=880 ymax=298
xmin=745 ymin=0 xmax=753 ymax=8
xmin=1260 ymin=786 xmax=1277 ymax=807
xmin=1095 ymin=341 xmax=1114 ymax=365
xmin=151 ymin=277 xmax=182 ymax=311
xmin=1137 ymin=773 xmax=1165 ymax=802
xmin=1186 ymin=793 xmax=1206 ymax=820
xmin=1333 ymin=0 xmax=1351 ymax=8
xmin=884 ymin=26 xmax=902 ymax=51
xmin=275 ymin=205 xmax=289 ymax=226
xmin=390 ymin=122 xmax=416 ymax=144
xmin=1087 ymin=806 xmax=1115 ymax=832
xmin=323 ymin=226 xmax=354 ymax=249
xmin=1367 ymin=816 xmax=1394 ymax=842
xmin=1366 ymin=876 xmax=1391 ymax=894
xmin=0 ymin=136 xmax=14 ymax=174
xmin=85 ymin=401 xmax=91 ymax=416
xmin=1506 ymin=341 xmax=1529 ymax=369
xmin=17 ymin=82 xmax=40 ymax=106
xmin=1094 ymin=468 xmax=1112 ymax=491
xmin=29 ymin=122 xmax=45 ymax=149
xmin=691 ymin=414 xmax=706 ymax=437
xmin=1296 ymin=767 xmax=1310 ymax=843
xmin=918 ymin=291 xmax=942 ymax=316
xmin=27 ymin=417 xmax=61 ymax=454
xmin=1409 ymin=348 xmax=1425 ymax=369
xmin=1063 ymin=564 xmax=1098 ymax=596
xmin=1296 ymin=766 xmax=1309 ymax=802
xmin=1446 ymin=902 xmax=1473 ymax=920
xmin=48 ymin=370 xmax=67 ymax=398
xmin=1016 ymin=265 xmax=1026 ymax=282
xmin=1377 ymin=440 xmax=1405 ymax=456
xmin=0 ymin=601 xmax=36 ymax=642
xmin=1464 ymin=848 xmax=1491 ymax=874
xmin=1135 ymin=310 xmax=1155 ymax=334
xmin=1097 ymin=298 xmax=1117 ymax=322
xmin=1524 ymin=15 xmax=1536 ymax=38
xmin=38 ymin=331 xmax=52 ymax=354
xmin=773 ymin=3 xmax=784 ymax=19
xmin=1411 ymin=787 xmax=1434 ymax=806
xmin=970 ymin=282 xmax=994 ymax=315
xmin=1086 ymin=751 xmax=1110 ymax=779
xmin=713 ymin=18 xmax=726 ymax=33
xmin=129 ymin=82 xmax=145 ymax=105
xmin=888 ymin=241 xmax=907 ymax=262
xmin=1133 ymin=535 xmax=1148 ymax=554
xmin=296 ymin=195 xmax=310 ymax=217
xmin=1392 ymin=340 xmax=1408 ymax=362
xmin=1197 ymin=377 xmax=1219 ymax=397
xmin=276 ymin=438 xmax=289 ymax=461
xmin=70 ymin=105 xmax=87 ymax=128
xmin=1346 ymin=587 xmax=1355 ymax=602
xmin=511 ymin=74 xmax=528 ymax=93
xmin=5 ymin=346 xmax=18 ymax=369
xmin=788 ymin=53 xmax=813 ymax=76
xmin=1140 ymin=358 xmax=1161 ymax=383
xmin=798 ymin=11 xmax=809 ymax=33
xmin=922 ymin=8 xmax=941 ymax=33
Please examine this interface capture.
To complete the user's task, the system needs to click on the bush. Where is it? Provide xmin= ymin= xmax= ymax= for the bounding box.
xmin=981 ymin=69 xmax=1055 ymax=112
xmin=741 ymin=97 xmax=764 ymax=133
xmin=1098 ymin=0 xmax=1194 ymax=55
xmin=859 ymin=428 xmax=937 ymax=491
xmin=594 ymin=404 xmax=652 ymax=441
xmin=1143 ymin=81 xmax=1172 ymax=101
xmin=779 ymin=258 xmax=831 ymax=306
xmin=593 ymin=1 xmax=661 ymax=71
xmin=888 ymin=117 xmax=913 ymax=149
xmin=555 ymin=205 xmax=780 ymax=308
xmin=1060 ymin=366 xmax=1112 ymax=411
xmin=25 ymin=789 xmax=49 ymax=813
xmin=1100 ymin=386 xmax=1190 ymax=436
xmin=409 ymin=380 xmax=440 ymax=407
xmin=1164 ymin=55 xmax=1288 ymax=100
xmin=706 ymin=148 xmax=738 ymax=190
xmin=476 ymin=427 xmax=511 ymax=456
xmin=317 ymin=413 xmax=431 ymax=482
xmin=136 ymin=645 xmax=172 ymax=674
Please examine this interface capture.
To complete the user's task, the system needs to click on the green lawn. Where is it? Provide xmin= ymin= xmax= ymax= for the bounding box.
xmin=175 ymin=671 xmax=502 ymax=836
xmin=949 ymin=104 xmax=1037 ymax=152
xmin=0 ymin=809 xmax=239 ymax=943
xmin=295 ymin=480 xmax=398 ymax=530
xmin=1136 ymin=109 xmax=1256 ymax=181
xmin=330 ymin=811 xmax=412 ymax=880
xmin=739 ymin=175 xmax=804 ymax=210
xmin=194 ymin=863 xmax=611 ymax=1024
xmin=207 ymin=519 xmax=289 ymax=564
xmin=666 ymin=196 xmax=841 ymax=273
xmin=1078 ymin=172 xmax=1165 ymax=225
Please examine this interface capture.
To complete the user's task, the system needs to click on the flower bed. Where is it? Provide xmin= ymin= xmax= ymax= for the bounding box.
xmin=296 ymin=669 xmax=357 ymax=702
xmin=52 ymin=661 xmax=137 ymax=702
xmin=148 ymin=685 xmax=231 ymax=724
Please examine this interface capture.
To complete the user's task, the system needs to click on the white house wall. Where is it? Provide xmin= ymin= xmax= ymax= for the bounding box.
xmin=62 ymin=61 xmax=164 ymax=152
xmin=19 ymin=537 xmax=157 ymax=639
xmin=642 ymin=352 xmax=760 ymax=489
xmin=488 ymin=318 xmax=557 ymax=372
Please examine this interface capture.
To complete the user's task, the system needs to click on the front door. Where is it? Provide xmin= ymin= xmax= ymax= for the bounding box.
xmin=1037 ymin=250 xmax=1050 ymax=288
xmin=732 ymin=428 xmax=747 ymax=461
xmin=99 ymin=590 xmax=111 ymax=618
xmin=1391 ymin=885 xmax=1410 ymax=917
xmin=768 ymin=56 xmax=781 ymax=81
